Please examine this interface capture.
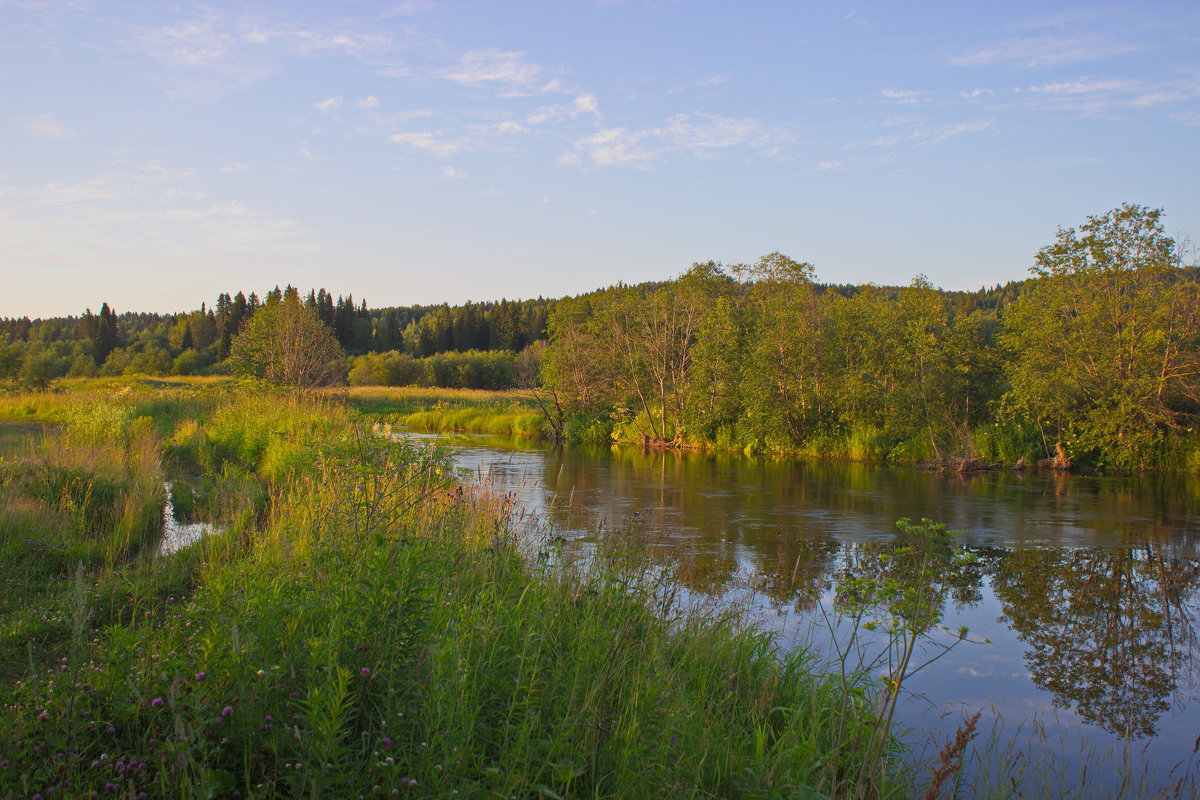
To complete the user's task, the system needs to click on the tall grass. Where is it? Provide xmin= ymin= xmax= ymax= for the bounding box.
xmin=0 ymin=387 xmax=903 ymax=798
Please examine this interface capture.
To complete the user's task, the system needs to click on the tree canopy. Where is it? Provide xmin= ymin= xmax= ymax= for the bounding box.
xmin=228 ymin=295 xmax=346 ymax=393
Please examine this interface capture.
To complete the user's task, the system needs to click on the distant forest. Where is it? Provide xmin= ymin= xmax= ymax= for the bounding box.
xmin=3 ymin=204 xmax=1197 ymax=470
xmin=0 ymin=280 xmax=1032 ymax=395
xmin=0 ymin=288 xmax=552 ymax=388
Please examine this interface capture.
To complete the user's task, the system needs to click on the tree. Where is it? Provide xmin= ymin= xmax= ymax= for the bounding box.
xmin=94 ymin=303 xmax=120 ymax=365
xmin=1002 ymin=204 xmax=1200 ymax=468
xmin=228 ymin=295 xmax=346 ymax=394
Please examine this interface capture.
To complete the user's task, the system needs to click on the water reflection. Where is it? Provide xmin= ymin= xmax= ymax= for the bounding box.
xmin=398 ymin=430 xmax=1200 ymax=786
xmin=992 ymin=545 xmax=1200 ymax=739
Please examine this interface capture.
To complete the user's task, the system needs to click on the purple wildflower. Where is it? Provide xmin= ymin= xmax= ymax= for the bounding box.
xmin=151 ymin=697 xmax=164 ymax=708
xmin=221 ymin=706 xmax=233 ymax=716
xmin=381 ymin=736 xmax=393 ymax=748
xmin=361 ymin=667 xmax=371 ymax=677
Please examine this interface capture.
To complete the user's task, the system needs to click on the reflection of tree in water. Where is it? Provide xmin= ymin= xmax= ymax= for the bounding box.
xmin=755 ymin=539 xmax=841 ymax=613
xmin=832 ymin=529 xmax=990 ymax=637
xmin=991 ymin=545 xmax=1200 ymax=739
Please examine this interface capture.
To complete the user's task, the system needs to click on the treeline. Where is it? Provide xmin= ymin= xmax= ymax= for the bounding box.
xmin=537 ymin=205 xmax=1200 ymax=470
xmin=0 ymin=285 xmax=553 ymax=389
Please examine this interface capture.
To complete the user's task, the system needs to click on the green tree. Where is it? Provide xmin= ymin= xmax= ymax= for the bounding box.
xmin=735 ymin=253 xmax=827 ymax=448
xmin=228 ymin=296 xmax=346 ymax=394
xmin=1001 ymin=204 xmax=1200 ymax=467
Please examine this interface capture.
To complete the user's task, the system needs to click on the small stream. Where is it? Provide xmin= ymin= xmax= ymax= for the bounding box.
xmin=158 ymin=481 xmax=218 ymax=557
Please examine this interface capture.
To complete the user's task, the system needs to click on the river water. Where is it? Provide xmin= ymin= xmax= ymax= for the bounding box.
xmin=399 ymin=429 xmax=1200 ymax=797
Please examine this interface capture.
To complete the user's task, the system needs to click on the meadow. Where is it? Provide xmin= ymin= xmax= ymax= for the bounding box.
xmin=0 ymin=379 xmax=910 ymax=799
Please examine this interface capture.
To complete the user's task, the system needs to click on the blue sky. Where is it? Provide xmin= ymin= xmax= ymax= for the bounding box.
xmin=3 ymin=1 xmax=1198 ymax=318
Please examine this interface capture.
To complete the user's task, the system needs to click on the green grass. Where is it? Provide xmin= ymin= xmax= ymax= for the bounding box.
xmin=0 ymin=385 xmax=904 ymax=798
xmin=346 ymin=385 xmax=549 ymax=437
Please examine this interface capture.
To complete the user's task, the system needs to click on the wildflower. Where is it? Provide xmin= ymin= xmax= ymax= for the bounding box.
xmin=381 ymin=736 xmax=392 ymax=748
xmin=221 ymin=706 xmax=233 ymax=717
xmin=38 ymin=709 xmax=49 ymax=720
xmin=151 ymin=698 xmax=164 ymax=708
xmin=361 ymin=667 xmax=371 ymax=677
xmin=194 ymin=672 xmax=206 ymax=681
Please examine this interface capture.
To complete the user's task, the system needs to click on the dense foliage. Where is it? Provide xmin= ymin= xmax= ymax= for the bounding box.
xmin=536 ymin=205 xmax=1199 ymax=470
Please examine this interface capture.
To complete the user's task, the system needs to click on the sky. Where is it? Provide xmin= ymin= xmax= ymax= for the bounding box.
xmin=2 ymin=0 xmax=1199 ymax=318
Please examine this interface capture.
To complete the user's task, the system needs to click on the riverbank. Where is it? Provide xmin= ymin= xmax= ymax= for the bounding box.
xmin=348 ymin=386 xmax=1200 ymax=473
xmin=0 ymin=381 xmax=906 ymax=798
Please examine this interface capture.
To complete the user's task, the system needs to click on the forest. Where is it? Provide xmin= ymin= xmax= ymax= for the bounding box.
xmin=3 ymin=204 xmax=1198 ymax=470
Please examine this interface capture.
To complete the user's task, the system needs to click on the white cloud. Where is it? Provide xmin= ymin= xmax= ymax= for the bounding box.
xmin=389 ymin=131 xmax=466 ymax=156
xmin=442 ymin=166 xmax=466 ymax=179
xmin=357 ymin=95 xmax=380 ymax=109
xmin=22 ymin=113 xmax=74 ymax=139
xmin=440 ymin=49 xmax=561 ymax=96
xmin=34 ymin=177 xmax=119 ymax=204
xmin=574 ymin=93 xmax=599 ymax=116
xmin=950 ymin=33 xmax=1145 ymax=68
xmin=1014 ymin=75 xmax=1200 ymax=115
xmin=665 ymin=75 xmax=730 ymax=95
xmin=220 ymin=162 xmax=251 ymax=172
xmin=139 ymin=163 xmax=200 ymax=183
xmin=862 ymin=120 xmax=993 ymax=152
xmin=568 ymin=113 xmax=779 ymax=168
xmin=1022 ymin=78 xmax=1141 ymax=96
xmin=959 ymin=88 xmax=995 ymax=99
xmin=570 ymin=127 xmax=655 ymax=167
xmin=1 ymin=169 xmax=316 ymax=270
xmin=527 ymin=93 xmax=601 ymax=125
xmin=817 ymin=160 xmax=843 ymax=171
xmin=313 ymin=96 xmax=344 ymax=112
xmin=880 ymin=88 xmax=928 ymax=104
xmin=130 ymin=11 xmax=395 ymax=100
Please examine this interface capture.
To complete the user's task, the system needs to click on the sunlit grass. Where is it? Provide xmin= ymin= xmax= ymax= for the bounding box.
xmin=0 ymin=383 xmax=907 ymax=798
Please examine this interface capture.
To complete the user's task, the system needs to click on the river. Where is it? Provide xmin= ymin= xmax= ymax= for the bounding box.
xmin=398 ymin=429 xmax=1200 ymax=797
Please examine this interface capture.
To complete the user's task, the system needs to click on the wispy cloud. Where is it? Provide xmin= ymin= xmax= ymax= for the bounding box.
xmin=527 ymin=93 xmax=601 ymax=125
xmin=441 ymin=166 xmax=466 ymax=179
xmin=129 ymin=10 xmax=396 ymax=100
xmin=1014 ymin=74 xmax=1200 ymax=115
xmin=860 ymin=119 xmax=993 ymax=153
xmin=389 ymin=131 xmax=468 ymax=156
xmin=1 ymin=166 xmax=315 ymax=268
xmin=665 ymin=75 xmax=730 ymax=94
xmin=565 ymin=112 xmax=782 ymax=168
xmin=816 ymin=160 xmax=843 ymax=171
xmin=357 ymin=95 xmax=380 ymax=109
xmin=950 ymin=33 xmax=1145 ymax=68
xmin=439 ymin=49 xmax=562 ymax=96
xmin=34 ymin=177 xmax=119 ymax=204
xmin=313 ymin=96 xmax=344 ymax=112
xmin=880 ymin=88 xmax=929 ymax=104
xmin=21 ymin=112 xmax=74 ymax=139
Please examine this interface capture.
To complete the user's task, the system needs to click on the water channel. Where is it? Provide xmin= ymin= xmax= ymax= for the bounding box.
xmin=398 ymin=429 xmax=1200 ymax=796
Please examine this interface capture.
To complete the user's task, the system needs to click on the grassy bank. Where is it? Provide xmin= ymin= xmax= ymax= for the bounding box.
xmin=0 ymin=382 xmax=903 ymax=799
xmin=347 ymin=385 xmax=547 ymax=437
